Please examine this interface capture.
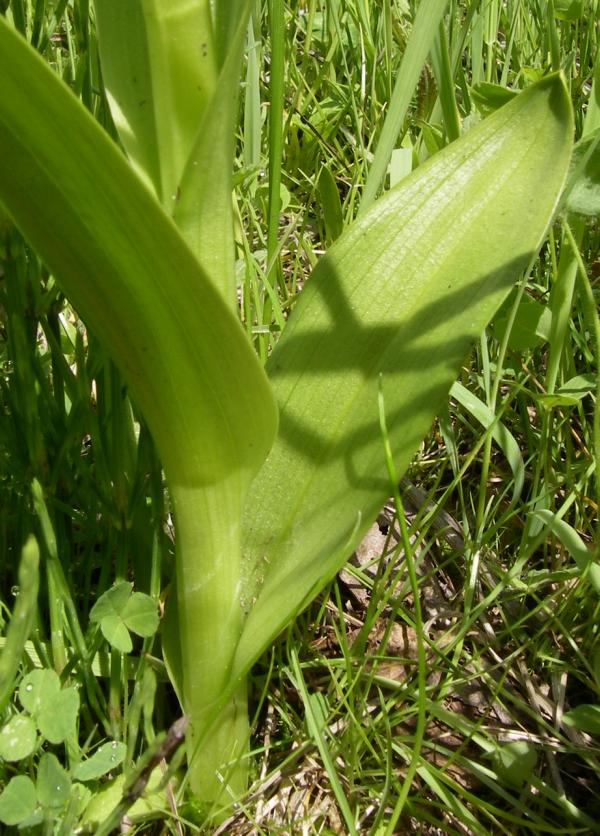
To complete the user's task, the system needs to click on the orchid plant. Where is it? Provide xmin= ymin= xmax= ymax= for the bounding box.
xmin=0 ymin=1 xmax=572 ymax=814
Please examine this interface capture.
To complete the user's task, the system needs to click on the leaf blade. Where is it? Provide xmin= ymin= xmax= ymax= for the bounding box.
xmin=236 ymin=73 xmax=573 ymax=678
xmin=0 ymin=17 xmax=277 ymax=489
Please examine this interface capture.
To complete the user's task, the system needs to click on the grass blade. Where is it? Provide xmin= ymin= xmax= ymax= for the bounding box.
xmin=359 ymin=0 xmax=448 ymax=212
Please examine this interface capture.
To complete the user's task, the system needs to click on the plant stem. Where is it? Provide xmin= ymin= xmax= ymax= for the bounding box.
xmin=171 ymin=479 xmax=249 ymax=808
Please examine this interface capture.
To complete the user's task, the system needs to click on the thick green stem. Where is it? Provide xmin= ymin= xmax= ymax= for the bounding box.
xmin=171 ymin=480 xmax=249 ymax=808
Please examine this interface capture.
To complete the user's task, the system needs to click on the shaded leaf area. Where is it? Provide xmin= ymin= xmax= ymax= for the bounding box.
xmin=237 ymin=74 xmax=572 ymax=676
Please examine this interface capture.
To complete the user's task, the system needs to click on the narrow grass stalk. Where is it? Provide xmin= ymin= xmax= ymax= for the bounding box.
xmin=562 ymin=219 xmax=600 ymax=537
xmin=378 ymin=378 xmax=427 ymax=833
xmin=359 ymin=0 xmax=448 ymax=212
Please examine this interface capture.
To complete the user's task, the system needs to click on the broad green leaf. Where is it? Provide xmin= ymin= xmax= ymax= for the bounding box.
xmin=583 ymin=51 xmax=600 ymax=137
xmin=0 ymin=16 xmax=277 ymax=496
xmin=470 ymin=82 xmax=518 ymax=116
xmin=0 ymin=23 xmax=276 ymax=780
xmin=236 ymin=74 xmax=573 ymax=679
xmin=89 ymin=582 xmax=133 ymax=623
xmin=0 ymin=713 xmax=37 ymax=761
xmin=18 ymin=668 xmax=60 ymax=715
xmin=565 ymin=129 xmax=600 ymax=216
xmin=90 ymin=583 xmax=143 ymax=651
xmin=172 ymin=6 xmax=251 ymax=304
xmin=36 ymin=753 xmax=71 ymax=810
xmin=94 ymin=0 xmax=252 ymax=307
xmin=553 ymin=0 xmax=583 ymax=19
xmin=99 ymin=617 xmax=132 ymax=654
xmin=0 ymin=15 xmax=275 ymax=804
xmin=491 ymin=741 xmax=537 ymax=787
xmin=37 ymin=686 xmax=80 ymax=744
xmin=122 ymin=593 xmax=159 ymax=638
xmin=450 ymin=382 xmax=525 ymax=504
xmin=92 ymin=584 xmax=158 ymax=651
xmin=0 ymin=775 xmax=37 ymax=826
xmin=562 ymin=704 xmax=600 ymax=734
xmin=73 ymin=741 xmax=127 ymax=782
xmin=491 ymin=289 xmax=552 ymax=350
xmin=93 ymin=0 xmax=217 ymax=208
xmin=82 ymin=770 xmax=169 ymax=827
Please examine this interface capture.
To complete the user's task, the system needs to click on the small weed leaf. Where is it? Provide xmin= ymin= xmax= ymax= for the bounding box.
xmin=563 ymin=704 xmax=600 ymax=734
xmin=98 ymin=615 xmax=132 ymax=653
xmin=74 ymin=740 xmax=127 ymax=781
xmin=90 ymin=581 xmax=133 ymax=622
xmin=535 ymin=374 xmax=597 ymax=408
xmin=18 ymin=668 xmax=59 ymax=715
xmin=37 ymin=752 xmax=71 ymax=810
xmin=491 ymin=740 xmax=538 ymax=788
xmin=122 ymin=592 xmax=159 ymax=638
xmin=37 ymin=686 xmax=79 ymax=745
xmin=491 ymin=291 xmax=552 ymax=352
xmin=90 ymin=582 xmax=158 ymax=652
xmin=71 ymin=782 xmax=92 ymax=816
xmin=553 ymin=0 xmax=583 ymax=20
xmin=0 ymin=713 xmax=36 ymax=761
xmin=0 ymin=775 xmax=37 ymax=826
xmin=470 ymin=82 xmax=518 ymax=116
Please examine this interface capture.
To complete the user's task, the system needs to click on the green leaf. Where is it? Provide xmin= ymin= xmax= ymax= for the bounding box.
xmin=173 ymin=6 xmax=252 ymax=303
xmin=94 ymin=0 xmax=252 ymax=306
xmin=90 ymin=583 xmax=158 ymax=651
xmin=0 ymin=16 xmax=277 ymax=495
xmin=535 ymin=373 xmax=596 ymax=408
xmin=491 ymin=740 xmax=537 ymax=787
xmin=18 ymin=668 xmax=59 ymax=715
xmin=36 ymin=752 xmax=71 ymax=810
xmin=532 ymin=510 xmax=600 ymax=593
xmin=71 ymin=783 xmax=93 ymax=817
xmin=450 ymin=382 xmax=525 ymax=504
xmin=73 ymin=741 xmax=127 ymax=782
xmin=236 ymin=73 xmax=573 ymax=680
xmin=491 ymin=290 xmax=552 ymax=351
xmin=122 ymin=592 xmax=159 ymax=638
xmin=94 ymin=0 xmax=218 ymax=208
xmin=0 ymin=22 xmax=277 ymax=800
xmin=470 ymin=82 xmax=518 ymax=116
xmin=318 ymin=166 xmax=344 ymax=244
xmin=360 ymin=0 xmax=449 ymax=210
xmin=553 ymin=0 xmax=583 ymax=19
xmin=0 ymin=775 xmax=37 ymax=826
xmin=89 ymin=582 xmax=133 ymax=623
xmin=99 ymin=617 xmax=132 ymax=654
xmin=0 ymin=713 xmax=37 ymax=761
xmin=0 ymin=535 xmax=39 ymax=715
xmin=37 ymin=686 xmax=80 ymax=745
xmin=82 ymin=770 xmax=169 ymax=826
xmin=565 ymin=129 xmax=600 ymax=216
xmin=562 ymin=704 xmax=600 ymax=734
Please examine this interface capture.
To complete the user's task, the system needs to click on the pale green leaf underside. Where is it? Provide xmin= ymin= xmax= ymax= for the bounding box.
xmin=236 ymin=74 xmax=573 ymax=679
xmin=0 ymin=17 xmax=277 ymax=489
xmin=94 ymin=0 xmax=218 ymax=209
